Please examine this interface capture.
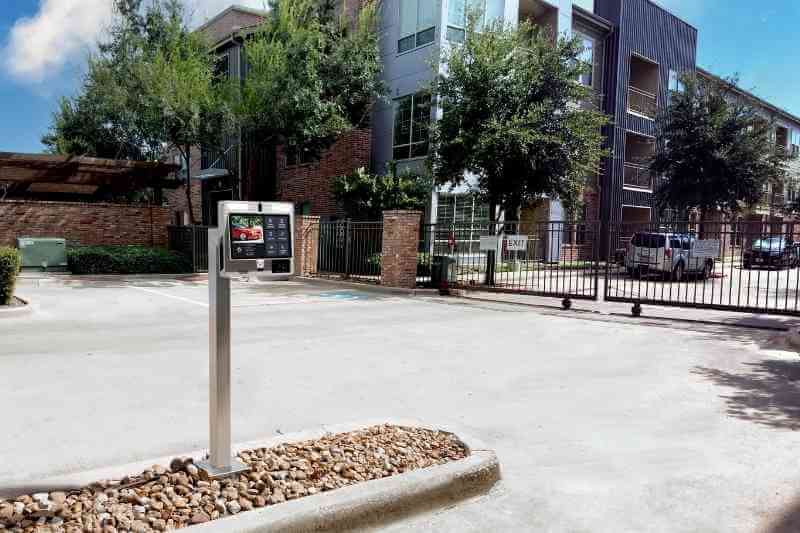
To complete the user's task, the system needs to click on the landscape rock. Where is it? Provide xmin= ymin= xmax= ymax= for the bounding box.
xmin=0 ymin=425 xmax=467 ymax=532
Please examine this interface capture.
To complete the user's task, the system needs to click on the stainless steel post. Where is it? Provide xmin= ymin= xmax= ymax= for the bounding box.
xmin=198 ymin=226 xmax=249 ymax=479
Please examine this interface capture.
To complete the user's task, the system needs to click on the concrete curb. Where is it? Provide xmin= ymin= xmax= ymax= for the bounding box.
xmin=0 ymin=419 xmax=500 ymax=532
xmin=297 ymin=277 xmax=439 ymax=297
xmin=0 ymin=296 xmax=33 ymax=319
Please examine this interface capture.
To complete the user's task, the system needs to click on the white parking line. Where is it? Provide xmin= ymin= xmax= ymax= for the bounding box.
xmin=129 ymin=286 xmax=209 ymax=307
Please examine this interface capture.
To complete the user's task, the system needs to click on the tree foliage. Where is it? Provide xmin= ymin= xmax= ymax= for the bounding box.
xmin=429 ymin=17 xmax=608 ymax=221
xmin=332 ymin=164 xmax=432 ymax=220
xmin=42 ymin=0 xmax=235 ymax=222
xmin=652 ymin=74 xmax=788 ymax=216
xmin=237 ymin=0 xmax=385 ymax=195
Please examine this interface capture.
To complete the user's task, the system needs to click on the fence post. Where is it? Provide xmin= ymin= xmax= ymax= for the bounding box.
xmin=381 ymin=210 xmax=422 ymax=289
xmin=294 ymin=216 xmax=320 ymax=277
xmin=344 ymin=220 xmax=353 ymax=279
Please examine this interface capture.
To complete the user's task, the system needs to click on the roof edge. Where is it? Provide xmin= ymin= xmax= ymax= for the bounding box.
xmin=195 ymin=5 xmax=268 ymax=33
xmin=697 ymin=67 xmax=800 ymax=127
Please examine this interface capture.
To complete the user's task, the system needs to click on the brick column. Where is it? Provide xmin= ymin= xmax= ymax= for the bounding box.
xmin=294 ymin=215 xmax=320 ymax=277
xmin=381 ymin=210 xmax=422 ymax=289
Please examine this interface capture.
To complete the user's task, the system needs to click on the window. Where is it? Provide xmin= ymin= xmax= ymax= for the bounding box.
xmin=668 ymin=69 xmax=685 ymax=93
xmin=792 ymin=129 xmax=800 ymax=157
xmin=575 ymin=32 xmax=594 ymax=87
xmin=285 ymin=144 xmax=316 ymax=167
xmin=393 ymin=91 xmax=431 ymax=160
xmin=447 ymin=0 xmax=505 ymax=43
xmin=214 ymin=53 xmax=230 ymax=80
xmin=398 ymin=0 xmax=437 ymax=53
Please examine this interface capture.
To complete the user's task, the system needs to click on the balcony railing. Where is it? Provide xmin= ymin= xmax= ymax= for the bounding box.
xmin=627 ymin=86 xmax=657 ymax=119
xmin=623 ymin=162 xmax=653 ymax=190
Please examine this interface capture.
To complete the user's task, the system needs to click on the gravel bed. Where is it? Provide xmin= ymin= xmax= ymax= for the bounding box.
xmin=0 ymin=425 xmax=468 ymax=532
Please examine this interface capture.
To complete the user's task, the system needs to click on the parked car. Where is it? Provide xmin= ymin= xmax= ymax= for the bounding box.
xmin=625 ymin=232 xmax=717 ymax=281
xmin=742 ymin=237 xmax=800 ymax=269
xmin=231 ymin=224 xmax=263 ymax=241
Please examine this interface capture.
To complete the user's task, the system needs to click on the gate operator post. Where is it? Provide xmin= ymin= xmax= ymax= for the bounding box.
xmin=198 ymin=201 xmax=294 ymax=479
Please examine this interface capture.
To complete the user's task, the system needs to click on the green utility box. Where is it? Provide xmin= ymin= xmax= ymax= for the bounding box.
xmin=16 ymin=237 xmax=67 ymax=270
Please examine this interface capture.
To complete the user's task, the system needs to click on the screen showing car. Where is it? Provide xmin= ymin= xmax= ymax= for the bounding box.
xmin=229 ymin=214 xmax=291 ymax=260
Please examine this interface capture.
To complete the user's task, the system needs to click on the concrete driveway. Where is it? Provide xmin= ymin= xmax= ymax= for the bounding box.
xmin=3 ymin=276 xmax=800 ymax=532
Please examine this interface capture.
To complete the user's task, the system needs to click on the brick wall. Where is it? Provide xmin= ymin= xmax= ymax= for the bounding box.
xmin=0 ymin=200 xmax=170 ymax=247
xmin=199 ymin=8 xmax=264 ymax=45
xmin=277 ymin=128 xmax=372 ymax=218
xmin=164 ymin=146 xmax=203 ymax=224
xmin=381 ymin=210 xmax=422 ymax=288
xmin=294 ymin=215 xmax=320 ymax=276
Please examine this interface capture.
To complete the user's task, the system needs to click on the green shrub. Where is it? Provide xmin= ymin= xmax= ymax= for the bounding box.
xmin=0 ymin=247 xmax=21 ymax=305
xmin=67 ymin=246 xmax=192 ymax=275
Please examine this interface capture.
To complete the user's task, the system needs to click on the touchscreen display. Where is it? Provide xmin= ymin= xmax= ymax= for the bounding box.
xmin=229 ymin=214 xmax=291 ymax=260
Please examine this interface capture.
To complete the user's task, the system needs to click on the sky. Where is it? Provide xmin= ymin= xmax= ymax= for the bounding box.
xmin=0 ymin=0 xmax=798 ymax=154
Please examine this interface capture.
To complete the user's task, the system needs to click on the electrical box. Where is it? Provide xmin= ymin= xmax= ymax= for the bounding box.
xmin=218 ymin=201 xmax=294 ymax=279
xmin=16 ymin=237 xmax=67 ymax=270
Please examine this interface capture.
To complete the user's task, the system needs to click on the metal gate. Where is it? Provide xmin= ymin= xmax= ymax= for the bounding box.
xmin=168 ymin=225 xmax=209 ymax=272
xmin=316 ymin=220 xmax=383 ymax=282
xmin=418 ymin=221 xmax=601 ymax=301
xmin=606 ymin=220 xmax=800 ymax=316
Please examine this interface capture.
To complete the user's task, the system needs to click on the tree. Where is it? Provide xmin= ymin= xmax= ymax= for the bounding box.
xmin=332 ymin=164 xmax=432 ymax=220
xmin=42 ymin=0 xmax=235 ymax=223
xmin=43 ymin=0 xmax=178 ymax=160
xmin=428 ymin=18 xmax=608 ymax=224
xmin=138 ymin=18 xmax=236 ymax=223
xmin=652 ymin=74 xmax=788 ymax=219
xmin=236 ymin=0 xmax=385 ymax=198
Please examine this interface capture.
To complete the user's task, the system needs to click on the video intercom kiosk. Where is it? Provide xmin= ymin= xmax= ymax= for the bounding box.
xmin=219 ymin=201 xmax=294 ymax=278
xmin=198 ymin=201 xmax=294 ymax=479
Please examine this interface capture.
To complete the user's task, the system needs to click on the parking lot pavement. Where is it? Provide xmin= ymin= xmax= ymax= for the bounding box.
xmin=4 ymin=277 xmax=800 ymax=532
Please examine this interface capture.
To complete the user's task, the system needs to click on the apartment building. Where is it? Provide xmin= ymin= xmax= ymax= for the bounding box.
xmin=188 ymin=2 xmax=800 ymax=232
xmin=697 ymin=68 xmax=800 ymax=227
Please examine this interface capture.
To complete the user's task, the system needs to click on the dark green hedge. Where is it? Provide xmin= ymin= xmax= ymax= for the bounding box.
xmin=0 ymin=246 xmax=21 ymax=305
xmin=67 ymin=246 xmax=192 ymax=275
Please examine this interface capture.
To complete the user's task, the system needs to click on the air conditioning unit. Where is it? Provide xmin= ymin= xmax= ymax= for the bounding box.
xmin=15 ymin=237 xmax=67 ymax=270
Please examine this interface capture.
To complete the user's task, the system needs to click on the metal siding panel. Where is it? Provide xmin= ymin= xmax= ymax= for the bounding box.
xmin=596 ymin=0 xmax=697 ymax=223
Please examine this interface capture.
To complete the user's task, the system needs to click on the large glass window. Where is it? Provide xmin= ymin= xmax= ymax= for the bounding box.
xmin=398 ymin=0 xmax=437 ymax=53
xmin=393 ymin=92 xmax=431 ymax=160
xmin=668 ymin=69 xmax=685 ymax=93
xmin=575 ymin=32 xmax=594 ymax=87
xmin=447 ymin=0 xmax=505 ymax=43
xmin=792 ymin=129 xmax=800 ymax=158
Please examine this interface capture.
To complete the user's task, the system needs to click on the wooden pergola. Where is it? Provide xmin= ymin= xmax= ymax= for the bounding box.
xmin=0 ymin=152 xmax=180 ymax=197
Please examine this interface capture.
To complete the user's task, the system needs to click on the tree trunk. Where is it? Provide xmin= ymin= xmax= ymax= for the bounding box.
xmin=184 ymin=145 xmax=197 ymax=225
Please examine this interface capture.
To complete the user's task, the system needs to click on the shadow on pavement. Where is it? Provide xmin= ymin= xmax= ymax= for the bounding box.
xmin=764 ymin=497 xmax=800 ymax=533
xmin=693 ymin=359 xmax=800 ymax=430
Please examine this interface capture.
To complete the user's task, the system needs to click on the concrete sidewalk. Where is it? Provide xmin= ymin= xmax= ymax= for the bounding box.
xmin=3 ymin=277 xmax=800 ymax=532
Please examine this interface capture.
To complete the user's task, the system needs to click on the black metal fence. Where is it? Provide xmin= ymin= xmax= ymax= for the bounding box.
xmin=418 ymin=221 xmax=600 ymax=300
xmin=607 ymin=220 xmax=800 ymax=315
xmin=167 ymin=225 xmax=209 ymax=272
xmin=316 ymin=220 xmax=383 ymax=282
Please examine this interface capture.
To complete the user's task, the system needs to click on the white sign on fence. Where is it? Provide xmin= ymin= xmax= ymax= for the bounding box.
xmin=479 ymin=236 xmax=498 ymax=251
xmin=505 ymin=235 xmax=529 ymax=251
xmin=692 ymin=239 xmax=721 ymax=258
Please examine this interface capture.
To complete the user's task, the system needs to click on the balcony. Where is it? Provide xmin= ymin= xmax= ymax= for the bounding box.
xmin=623 ymin=162 xmax=653 ymax=190
xmin=627 ymin=55 xmax=660 ymax=120
xmin=628 ymin=87 xmax=657 ymax=120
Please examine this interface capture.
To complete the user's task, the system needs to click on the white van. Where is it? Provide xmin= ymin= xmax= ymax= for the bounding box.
xmin=626 ymin=232 xmax=718 ymax=281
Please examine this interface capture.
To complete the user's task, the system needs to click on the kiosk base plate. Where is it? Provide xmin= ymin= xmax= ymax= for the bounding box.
xmin=197 ymin=458 xmax=250 ymax=480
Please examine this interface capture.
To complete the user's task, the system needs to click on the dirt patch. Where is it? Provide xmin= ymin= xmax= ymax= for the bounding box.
xmin=0 ymin=425 xmax=468 ymax=532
